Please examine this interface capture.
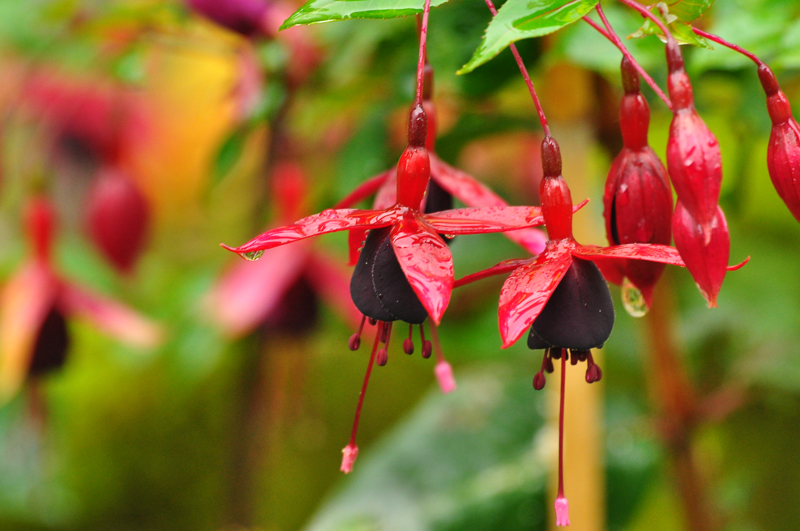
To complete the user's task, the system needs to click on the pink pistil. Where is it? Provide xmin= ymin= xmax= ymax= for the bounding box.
xmin=349 ymin=315 xmax=367 ymax=351
xmin=340 ymin=443 xmax=359 ymax=474
xmin=555 ymin=495 xmax=570 ymax=527
xmin=341 ymin=328 xmax=380 ymax=474
xmin=556 ymin=354 xmax=570 ymax=526
xmin=435 ymin=361 xmax=456 ymax=394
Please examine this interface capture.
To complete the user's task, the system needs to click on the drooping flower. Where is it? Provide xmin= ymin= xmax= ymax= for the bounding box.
xmin=0 ymin=197 xmax=162 ymax=403
xmin=603 ymin=57 xmax=672 ymax=310
xmin=222 ymin=104 xmax=548 ymax=472
xmin=207 ymin=162 xmax=361 ymax=338
xmin=455 ymin=136 xmax=745 ymax=526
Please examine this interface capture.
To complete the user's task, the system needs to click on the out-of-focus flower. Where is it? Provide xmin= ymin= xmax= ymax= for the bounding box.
xmin=0 ymin=197 xmax=162 ymax=403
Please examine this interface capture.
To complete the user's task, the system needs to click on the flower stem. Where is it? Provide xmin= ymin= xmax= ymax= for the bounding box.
xmin=482 ymin=0 xmax=551 ymax=136
xmin=692 ymin=28 xmax=764 ymax=66
xmin=415 ymin=0 xmax=433 ymax=106
xmin=617 ymin=0 xmax=675 ymax=46
xmin=583 ymin=6 xmax=672 ymax=110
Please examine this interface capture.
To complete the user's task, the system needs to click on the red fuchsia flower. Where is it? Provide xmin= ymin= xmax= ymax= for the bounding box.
xmin=602 ymin=57 xmax=672 ymax=311
xmin=335 ymin=65 xmax=547 ymax=264
xmin=207 ymin=162 xmax=361 ymax=338
xmin=222 ymin=104 xmax=548 ymax=473
xmin=86 ymin=167 xmax=151 ymax=274
xmin=0 ymin=197 xmax=162 ymax=403
xmin=758 ymin=64 xmax=800 ymax=223
xmin=454 ymin=135 xmax=732 ymax=526
xmin=184 ymin=0 xmax=273 ymax=37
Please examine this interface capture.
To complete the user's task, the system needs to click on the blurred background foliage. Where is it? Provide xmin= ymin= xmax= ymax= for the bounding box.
xmin=0 ymin=0 xmax=799 ymax=530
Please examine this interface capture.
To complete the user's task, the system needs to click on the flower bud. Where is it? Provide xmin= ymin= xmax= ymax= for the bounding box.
xmin=759 ymin=64 xmax=800 ymax=223
xmin=665 ymin=41 xmax=722 ymax=232
xmin=672 ymin=201 xmax=729 ymax=307
xmin=86 ymin=168 xmax=150 ymax=273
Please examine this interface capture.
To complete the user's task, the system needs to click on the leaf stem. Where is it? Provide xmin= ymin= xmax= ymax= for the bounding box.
xmin=482 ymin=0 xmax=551 ymax=136
xmin=583 ymin=6 xmax=672 ymax=110
xmin=692 ymin=28 xmax=764 ymax=66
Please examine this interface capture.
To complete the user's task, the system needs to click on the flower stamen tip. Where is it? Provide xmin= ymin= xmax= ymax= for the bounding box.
xmin=555 ymin=495 xmax=570 ymax=526
xmin=340 ymin=444 xmax=359 ymax=474
xmin=435 ymin=361 xmax=456 ymax=393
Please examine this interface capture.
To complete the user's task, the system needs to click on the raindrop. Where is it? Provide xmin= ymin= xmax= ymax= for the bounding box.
xmin=242 ymin=250 xmax=264 ymax=261
xmin=621 ymin=278 xmax=648 ymax=318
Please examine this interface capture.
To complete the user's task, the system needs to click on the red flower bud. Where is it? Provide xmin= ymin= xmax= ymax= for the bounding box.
xmin=603 ymin=58 xmax=672 ymax=305
xmin=184 ymin=0 xmax=271 ymax=37
xmin=759 ymin=64 xmax=800 ymax=223
xmin=666 ymin=42 xmax=722 ymax=231
xmin=672 ymin=201 xmax=729 ymax=307
xmin=25 ymin=196 xmax=56 ymax=264
xmin=86 ymin=169 xmax=150 ymax=273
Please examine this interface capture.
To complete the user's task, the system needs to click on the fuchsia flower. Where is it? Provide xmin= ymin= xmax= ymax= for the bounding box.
xmin=335 ymin=65 xmax=547 ymax=263
xmin=208 ymin=162 xmax=361 ymax=338
xmin=602 ymin=57 xmax=672 ymax=309
xmin=758 ymin=64 xmax=800 ymax=223
xmin=184 ymin=0 xmax=273 ymax=38
xmin=0 ymin=197 xmax=162 ymax=403
xmin=222 ymin=104 xmax=548 ymax=472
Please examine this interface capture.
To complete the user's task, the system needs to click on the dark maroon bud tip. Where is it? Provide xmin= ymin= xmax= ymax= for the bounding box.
xmin=666 ymin=40 xmax=684 ymax=73
xmin=620 ymin=57 xmax=640 ymax=94
xmin=541 ymin=136 xmax=562 ymax=177
xmin=570 ymin=353 xmax=579 ymax=366
xmin=545 ymin=356 xmax=555 ymax=374
xmin=758 ymin=64 xmax=780 ymax=96
xmin=421 ymin=340 xmax=432 ymax=359
xmin=348 ymin=334 xmax=361 ymax=351
xmin=376 ymin=349 xmax=388 ymax=367
xmin=533 ymin=372 xmax=546 ymax=391
xmin=549 ymin=347 xmax=563 ymax=360
xmin=368 ymin=317 xmax=377 ymax=325
xmin=573 ymin=350 xmax=589 ymax=363
xmin=408 ymin=104 xmax=428 ymax=148
xmin=423 ymin=64 xmax=434 ymax=101
xmin=403 ymin=338 xmax=414 ymax=355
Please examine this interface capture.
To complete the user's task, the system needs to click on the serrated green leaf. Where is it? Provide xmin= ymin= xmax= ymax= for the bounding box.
xmin=280 ymin=0 xmax=450 ymax=29
xmin=458 ymin=0 xmax=599 ymax=75
xmin=666 ymin=0 xmax=714 ymax=23
xmin=633 ymin=18 xmax=711 ymax=48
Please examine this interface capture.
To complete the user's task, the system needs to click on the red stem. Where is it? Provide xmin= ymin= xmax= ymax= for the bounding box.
xmin=618 ymin=0 xmax=675 ymax=45
xmin=415 ymin=0 xmax=433 ymax=105
xmin=348 ymin=326 xmax=380 ymax=445
xmin=692 ymin=28 xmax=764 ymax=66
xmin=557 ymin=352 xmax=566 ymax=497
xmin=584 ymin=6 xmax=673 ymax=110
xmin=482 ymin=0 xmax=551 ymax=136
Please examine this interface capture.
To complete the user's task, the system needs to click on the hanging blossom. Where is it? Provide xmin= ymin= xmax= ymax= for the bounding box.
xmin=0 ymin=197 xmax=163 ymax=403
xmin=222 ymin=103 xmax=560 ymax=473
xmin=455 ymin=136 xmax=747 ymax=526
xmin=207 ymin=161 xmax=361 ymax=338
xmin=335 ymin=64 xmax=547 ymax=264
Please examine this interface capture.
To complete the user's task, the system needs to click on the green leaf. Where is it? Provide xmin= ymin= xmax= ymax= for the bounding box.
xmin=629 ymin=1 xmax=714 ymax=48
xmin=280 ymin=0 xmax=450 ymax=29
xmin=212 ymin=126 xmax=249 ymax=185
xmin=458 ymin=0 xmax=599 ymax=75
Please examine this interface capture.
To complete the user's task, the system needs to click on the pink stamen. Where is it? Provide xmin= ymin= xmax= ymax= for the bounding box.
xmin=376 ymin=321 xmax=392 ymax=366
xmin=428 ymin=324 xmax=456 ymax=393
xmin=556 ymin=354 xmax=570 ymax=526
xmin=419 ymin=324 xmax=432 ymax=359
xmin=403 ymin=323 xmax=414 ymax=354
xmin=341 ymin=329 xmax=380 ymax=474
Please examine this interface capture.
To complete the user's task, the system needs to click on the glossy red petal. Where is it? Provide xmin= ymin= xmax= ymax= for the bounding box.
xmin=390 ymin=217 xmax=453 ymax=325
xmin=0 ymin=263 xmax=58 ymax=402
xmin=221 ymin=208 xmax=398 ymax=255
xmin=374 ymin=170 xmax=398 ymax=210
xmin=347 ymin=228 xmax=368 ymax=266
xmin=425 ymin=206 xmax=544 ymax=235
xmin=333 ymin=169 xmax=394 ymax=209
xmin=207 ymin=243 xmax=311 ymax=338
xmin=573 ymin=243 xmax=686 ymax=267
xmin=306 ymin=250 xmax=364 ymax=329
xmin=58 ymin=281 xmax=163 ymax=348
xmin=498 ymin=243 xmax=573 ymax=348
xmin=454 ymin=258 xmax=532 ymax=288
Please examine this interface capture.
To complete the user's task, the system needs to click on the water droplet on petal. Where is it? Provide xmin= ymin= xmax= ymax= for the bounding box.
xmin=621 ymin=278 xmax=648 ymax=317
xmin=242 ymin=250 xmax=264 ymax=261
